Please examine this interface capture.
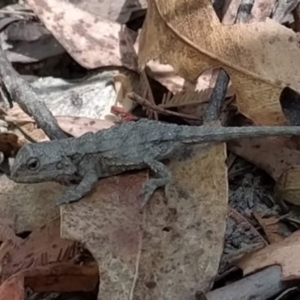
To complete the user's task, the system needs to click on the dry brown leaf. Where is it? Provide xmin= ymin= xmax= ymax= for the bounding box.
xmin=0 ymin=175 xmax=65 ymax=233
xmin=0 ymin=132 xmax=25 ymax=155
xmin=253 ymin=213 xmax=284 ymax=243
xmin=0 ymin=263 xmax=98 ymax=295
xmin=145 ymin=62 xmax=234 ymax=104
xmin=139 ymin=0 xmax=300 ymax=125
xmin=0 ymin=240 xmax=17 ymax=267
xmin=237 ymin=230 xmax=300 ymax=280
xmin=4 ymin=104 xmax=116 ymax=140
xmin=0 ymin=274 xmax=24 ymax=300
xmin=56 ymin=116 xmax=115 ymax=138
xmin=2 ymin=103 xmax=48 ymax=142
xmin=24 ymin=263 xmax=99 ymax=292
xmin=228 ymin=136 xmax=300 ymax=180
xmin=0 ymin=221 xmax=22 ymax=246
xmin=26 ymin=0 xmax=138 ymax=70
xmin=274 ymin=166 xmax=300 ymax=206
xmin=61 ymin=0 xmax=147 ymax=24
xmin=1 ymin=218 xmax=78 ymax=281
xmin=61 ymin=142 xmax=228 ymax=299
xmin=2 ymin=104 xmax=32 ymax=123
xmin=229 ymin=136 xmax=300 ymax=210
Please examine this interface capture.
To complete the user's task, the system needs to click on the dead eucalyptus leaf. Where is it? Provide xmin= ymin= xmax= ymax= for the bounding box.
xmin=139 ymin=0 xmax=300 ymax=125
xmin=0 ymin=175 xmax=64 ymax=233
xmin=26 ymin=0 xmax=138 ymax=70
xmin=1 ymin=218 xmax=77 ymax=281
xmin=253 ymin=213 xmax=284 ymax=243
xmin=57 ymin=116 xmax=115 ymax=138
xmin=275 ymin=166 xmax=300 ymax=206
xmin=64 ymin=0 xmax=147 ymax=24
xmin=61 ymin=143 xmax=228 ymax=299
xmin=238 ymin=230 xmax=300 ymax=280
xmin=228 ymin=136 xmax=300 ymax=180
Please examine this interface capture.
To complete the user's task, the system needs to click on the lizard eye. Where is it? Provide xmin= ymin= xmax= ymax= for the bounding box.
xmin=26 ymin=158 xmax=40 ymax=171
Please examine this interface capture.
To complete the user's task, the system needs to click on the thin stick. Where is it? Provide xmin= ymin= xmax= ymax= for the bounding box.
xmin=127 ymin=92 xmax=201 ymax=121
xmin=0 ymin=46 xmax=67 ymax=140
xmin=204 ymin=69 xmax=230 ymax=123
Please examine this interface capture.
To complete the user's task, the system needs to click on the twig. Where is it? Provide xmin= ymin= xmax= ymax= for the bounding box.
xmin=204 ymin=69 xmax=230 ymax=123
xmin=140 ymin=69 xmax=158 ymax=120
xmin=0 ymin=10 xmax=36 ymax=16
xmin=0 ymin=46 xmax=67 ymax=140
xmin=127 ymin=92 xmax=201 ymax=121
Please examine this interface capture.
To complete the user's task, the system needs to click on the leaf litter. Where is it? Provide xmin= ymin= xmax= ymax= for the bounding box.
xmin=0 ymin=0 xmax=300 ymax=299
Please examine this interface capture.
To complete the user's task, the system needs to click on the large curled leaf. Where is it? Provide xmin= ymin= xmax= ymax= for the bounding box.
xmin=138 ymin=0 xmax=300 ymax=125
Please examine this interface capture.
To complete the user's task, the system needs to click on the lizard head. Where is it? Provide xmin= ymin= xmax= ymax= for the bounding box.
xmin=10 ymin=141 xmax=78 ymax=183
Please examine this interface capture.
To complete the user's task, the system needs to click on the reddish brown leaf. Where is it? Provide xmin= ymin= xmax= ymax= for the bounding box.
xmin=1 ymin=218 xmax=78 ymax=281
xmin=24 ymin=263 xmax=99 ymax=293
xmin=0 ymin=274 xmax=24 ymax=300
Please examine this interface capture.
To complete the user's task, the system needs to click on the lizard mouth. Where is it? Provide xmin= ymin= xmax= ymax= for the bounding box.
xmin=56 ymin=175 xmax=80 ymax=186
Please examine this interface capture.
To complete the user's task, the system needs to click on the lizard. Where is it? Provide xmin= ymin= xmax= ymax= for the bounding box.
xmin=9 ymin=118 xmax=300 ymax=208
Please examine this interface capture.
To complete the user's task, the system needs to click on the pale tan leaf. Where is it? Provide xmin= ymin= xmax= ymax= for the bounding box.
xmin=274 ymin=166 xmax=300 ymax=206
xmin=228 ymin=136 xmax=300 ymax=180
xmin=61 ymin=143 xmax=228 ymax=299
xmin=146 ymin=61 xmax=234 ymax=99
xmin=56 ymin=116 xmax=115 ymax=138
xmin=61 ymin=0 xmax=147 ymax=24
xmin=238 ymin=230 xmax=300 ymax=280
xmin=139 ymin=0 xmax=300 ymax=125
xmin=26 ymin=0 xmax=138 ymax=70
xmin=0 ymin=175 xmax=65 ymax=233
xmin=253 ymin=213 xmax=284 ymax=244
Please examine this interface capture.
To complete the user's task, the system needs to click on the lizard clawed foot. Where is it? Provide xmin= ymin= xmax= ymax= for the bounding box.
xmin=139 ymin=160 xmax=171 ymax=211
xmin=57 ymin=189 xmax=83 ymax=206
xmin=57 ymin=170 xmax=99 ymax=206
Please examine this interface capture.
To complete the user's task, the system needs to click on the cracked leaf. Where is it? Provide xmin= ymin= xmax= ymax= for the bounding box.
xmin=139 ymin=0 xmax=300 ymax=125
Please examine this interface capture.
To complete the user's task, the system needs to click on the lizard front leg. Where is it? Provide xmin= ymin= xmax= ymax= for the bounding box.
xmin=140 ymin=160 xmax=171 ymax=209
xmin=57 ymin=169 xmax=99 ymax=205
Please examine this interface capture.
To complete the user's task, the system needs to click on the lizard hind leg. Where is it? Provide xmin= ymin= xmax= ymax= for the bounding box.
xmin=140 ymin=159 xmax=171 ymax=210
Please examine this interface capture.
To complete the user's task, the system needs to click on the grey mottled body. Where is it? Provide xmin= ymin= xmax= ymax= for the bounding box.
xmin=10 ymin=119 xmax=300 ymax=207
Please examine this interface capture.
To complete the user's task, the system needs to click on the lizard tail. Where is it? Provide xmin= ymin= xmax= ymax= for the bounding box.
xmin=180 ymin=125 xmax=300 ymax=143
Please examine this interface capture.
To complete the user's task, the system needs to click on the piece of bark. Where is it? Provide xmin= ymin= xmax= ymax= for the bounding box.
xmin=206 ymin=266 xmax=292 ymax=300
